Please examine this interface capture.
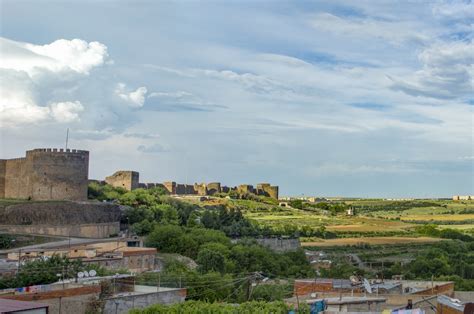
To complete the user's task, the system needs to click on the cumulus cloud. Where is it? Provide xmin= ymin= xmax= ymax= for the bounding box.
xmin=0 ymin=37 xmax=110 ymax=127
xmin=115 ymin=83 xmax=148 ymax=107
xmin=49 ymin=101 xmax=84 ymax=122
xmin=0 ymin=37 xmax=109 ymax=76
xmin=390 ymin=41 xmax=474 ymax=99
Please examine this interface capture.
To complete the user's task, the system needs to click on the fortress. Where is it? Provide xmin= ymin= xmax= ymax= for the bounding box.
xmin=103 ymin=170 xmax=279 ymax=199
xmin=0 ymin=148 xmax=278 ymax=201
xmin=0 ymin=148 xmax=89 ymax=201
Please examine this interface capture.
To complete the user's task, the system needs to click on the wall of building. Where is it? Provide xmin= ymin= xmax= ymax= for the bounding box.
xmin=103 ymin=287 xmax=186 ymax=314
xmin=1 ymin=285 xmax=101 ymax=314
xmin=0 ymin=222 xmax=120 ymax=238
xmin=105 ymin=171 xmax=139 ymax=191
xmin=255 ymin=238 xmax=301 ymax=252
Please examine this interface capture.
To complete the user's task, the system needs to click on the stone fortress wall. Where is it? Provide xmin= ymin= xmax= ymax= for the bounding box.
xmin=105 ymin=170 xmax=139 ymax=191
xmin=101 ymin=171 xmax=279 ymax=199
xmin=0 ymin=148 xmax=89 ymax=201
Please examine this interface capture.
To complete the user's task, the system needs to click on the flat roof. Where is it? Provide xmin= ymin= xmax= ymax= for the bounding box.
xmin=304 ymin=297 xmax=386 ymax=305
xmin=0 ymin=299 xmax=48 ymax=312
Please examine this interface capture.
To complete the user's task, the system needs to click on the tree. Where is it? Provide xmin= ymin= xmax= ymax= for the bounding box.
xmin=146 ymin=225 xmax=185 ymax=253
xmin=197 ymin=248 xmax=226 ymax=274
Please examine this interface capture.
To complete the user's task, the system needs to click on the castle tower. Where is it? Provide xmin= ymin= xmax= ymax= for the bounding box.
xmin=0 ymin=148 xmax=89 ymax=201
xmin=105 ymin=171 xmax=139 ymax=191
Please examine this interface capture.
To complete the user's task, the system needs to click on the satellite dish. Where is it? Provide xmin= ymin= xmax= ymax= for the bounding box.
xmin=363 ymin=279 xmax=372 ymax=294
xmin=77 ymin=272 xmax=84 ymax=278
xmin=89 ymin=270 xmax=97 ymax=277
xmin=83 ymin=271 xmax=90 ymax=277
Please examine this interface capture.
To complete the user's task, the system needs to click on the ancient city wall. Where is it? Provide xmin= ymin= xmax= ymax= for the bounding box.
xmin=0 ymin=148 xmax=89 ymax=201
xmin=0 ymin=200 xmax=122 ymax=238
xmin=105 ymin=170 xmax=139 ymax=191
xmin=0 ymin=222 xmax=120 ymax=238
xmin=27 ymin=149 xmax=89 ymax=200
xmin=2 ymin=157 xmax=29 ymax=199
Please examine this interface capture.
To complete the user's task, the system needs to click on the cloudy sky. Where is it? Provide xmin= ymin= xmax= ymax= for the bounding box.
xmin=0 ymin=0 xmax=472 ymax=197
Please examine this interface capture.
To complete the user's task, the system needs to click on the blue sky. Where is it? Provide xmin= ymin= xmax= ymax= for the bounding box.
xmin=0 ymin=0 xmax=472 ymax=197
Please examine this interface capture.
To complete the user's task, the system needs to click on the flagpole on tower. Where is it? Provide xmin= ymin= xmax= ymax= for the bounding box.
xmin=65 ymin=128 xmax=69 ymax=150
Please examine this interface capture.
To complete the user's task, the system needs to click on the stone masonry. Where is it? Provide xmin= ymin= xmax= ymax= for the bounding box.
xmin=0 ymin=148 xmax=89 ymax=201
xmin=102 ymin=171 xmax=279 ymax=199
xmin=105 ymin=171 xmax=139 ymax=191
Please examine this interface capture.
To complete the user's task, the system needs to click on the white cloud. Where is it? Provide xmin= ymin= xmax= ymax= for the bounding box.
xmin=0 ymin=37 xmax=109 ymax=76
xmin=49 ymin=101 xmax=84 ymax=122
xmin=432 ymin=1 xmax=474 ymax=21
xmin=390 ymin=40 xmax=474 ymax=99
xmin=115 ymin=83 xmax=148 ymax=108
xmin=148 ymin=91 xmax=193 ymax=98
xmin=0 ymin=37 xmax=110 ymax=127
xmin=308 ymin=13 xmax=428 ymax=45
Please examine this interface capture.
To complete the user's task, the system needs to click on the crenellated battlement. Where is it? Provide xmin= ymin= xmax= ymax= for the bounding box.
xmin=1 ymin=148 xmax=89 ymax=200
xmin=27 ymin=148 xmax=89 ymax=155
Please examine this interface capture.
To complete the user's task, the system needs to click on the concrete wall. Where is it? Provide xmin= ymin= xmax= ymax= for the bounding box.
xmin=105 ymin=171 xmax=139 ymax=191
xmin=0 ymin=222 xmax=120 ymax=238
xmin=256 ymin=237 xmax=301 ymax=252
xmin=0 ymin=149 xmax=89 ymax=201
xmin=103 ymin=287 xmax=186 ymax=314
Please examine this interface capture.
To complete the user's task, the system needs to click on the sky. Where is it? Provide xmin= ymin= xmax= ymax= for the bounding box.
xmin=0 ymin=0 xmax=473 ymax=198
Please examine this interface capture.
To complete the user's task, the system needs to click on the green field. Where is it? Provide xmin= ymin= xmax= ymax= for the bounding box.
xmin=201 ymin=198 xmax=474 ymax=238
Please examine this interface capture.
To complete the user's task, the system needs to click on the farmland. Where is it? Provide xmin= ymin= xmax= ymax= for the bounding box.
xmin=211 ymin=198 xmax=474 ymax=238
xmin=301 ymin=236 xmax=441 ymax=247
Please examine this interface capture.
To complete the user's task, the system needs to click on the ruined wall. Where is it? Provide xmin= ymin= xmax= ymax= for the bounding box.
xmin=194 ymin=183 xmax=207 ymax=196
xmin=256 ymin=183 xmax=279 ymax=199
xmin=207 ymin=182 xmax=221 ymax=195
xmin=105 ymin=171 xmax=139 ymax=191
xmin=1 ymin=149 xmax=89 ymax=201
xmin=185 ymin=184 xmax=195 ymax=194
xmin=176 ymin=184 xmax=186 ymax=195
xmin=163 ymin=181 xmax=176 ymax=194
xmin=238 ymin=184 xmax=254 ymax=194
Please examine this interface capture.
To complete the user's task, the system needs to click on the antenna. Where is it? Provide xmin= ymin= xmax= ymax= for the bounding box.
xmin=65 ymin=128 xmax=69 ymax=150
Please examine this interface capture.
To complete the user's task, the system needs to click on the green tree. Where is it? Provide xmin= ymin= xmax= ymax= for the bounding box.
xmin=196 ymin=248 xmax=226 ymax=274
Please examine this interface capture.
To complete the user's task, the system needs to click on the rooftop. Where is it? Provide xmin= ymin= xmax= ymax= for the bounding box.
xmin=0 ymin=299 xmax=48 ymax=312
